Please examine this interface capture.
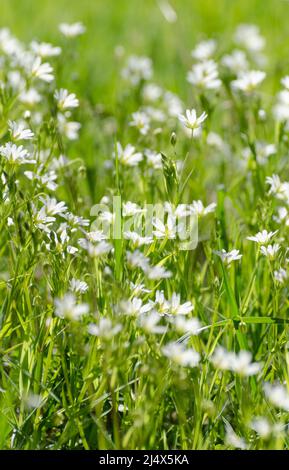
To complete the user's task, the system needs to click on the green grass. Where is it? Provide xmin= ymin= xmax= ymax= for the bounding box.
xmin=1 ymin=0 xmax=289 ymax=450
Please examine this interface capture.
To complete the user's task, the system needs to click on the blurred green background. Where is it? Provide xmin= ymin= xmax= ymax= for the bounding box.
xmin=1 ymin=0 xmax=289 ymax=101
xmin=1 ymin=0 xmax=289 ymax=201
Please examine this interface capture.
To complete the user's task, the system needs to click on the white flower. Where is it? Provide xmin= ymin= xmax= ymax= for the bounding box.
xmin=250 ymin=417 xmax=272 ymax=439
xmin=30 ymin=41 xmax=61 ymax=57
xmin=0 ymin=142 xmax=34 ymax=165
xmin=57 ymin=114 xmax=81 ymax=140
xmin=281 ymin=76 xmax=289 ymax=90
xmin=145 ymin=150 xmax=162 ymax=169
xmin=124 ymin=231 xmax=153 ymax=247
xmin=221 ymin=49 xmax=248 ymax=74
xmin=142 ymin=83 xmax=162 ymax=102
xmin=81 ymin=240 xmax=112 ymax=258
xmin=214 ymin=249 xmax=242 ymax=266
xmin=207 ymin=132 xmax=225 ymax=149
xmin=59 ymin=22 xmax=86 ymax=37
xmin=225 ymin=424 xmax=247 ymax=450
xmin=55 ymin=89 xmax=79 ymax=110
xmin=116 ymin=142 xmax=143 ymax=167
xmin=173 ymin=316 xmax=201 ymax=335
xmin=39 ymin=196 xmax=67 ymax=216
xmin=274 ymin=267 xmax=287 ymax=284
xmin=247 ymin=229 xmax=278 ymax=244
xmin=264 ymin=382 xmax=289 ymax=411
xmin=164 ymin=91 xmax=183 ymax=117
xmin=120 ymin=297 xmax=151 ymax=317
xmin=266 ymin=175 xmax=289 ymax=202
xmin=153 ymin=215 xmax=176 ymax=239
xmin=31 ymin=56 xmax=54 ymax=82
xmin=149 ymin=290 xmax=170 ymax=315
xmin=211 ymin=347 xmax=261 ymax=376
xmin=138 ymin=311 xmax=167 ymax=334
xmin=25 ymin=169 xmax=58 ymax=191
xmin=242 ymin=142 xmax=276 ymax=165
xmin=19 ymin=88 xmax=41 ymax=106
xmin=260 ymin=244 xmax=280 ymax=260
xmin=232 ymin=70 xmax=266 ymax=93
xmin=23 ymin=392 xmax=45 ymax=410
xmin=126 ymin=250 xmax=150 ymax=271
xmin=189 ymin=200 xmax=216 ymax=217
xmin=231 ymin=350 xmax=262 ymax=376
xmin=54 ymin=293 xmax=88 ymax=320
xmin=122 ymin=201 xmax=144 ymax=217
xmin=130 ymin=282 xmax=151 ymax=296
xmin=69 ymin=278 xmax=89 ymax=294
xmin=162 ymin=342 xmax=200 ymax=368
xmin=8 ymin=121 xmax=34 ymax=141
xmin=274 ymin=91 xmax=289 ymax=121
xmin=178 ymin=109 xmax=207 ymax=136
xmin=88 ymin=318 xmax=122 ymax=339
xmin=169 ymin=293 xmax=194 ymax=315
xmin=121 ymin=55 xmax=152 ymax=85
xmin=191 ymin=39 xmax=216 ymax=61
xmin=187 ymin=60 xmax=221 ymax=90
xmin=129 ymin=111 xmax=150 ymax=135
xmin=234 ymin=24 xmax=265 ymax=53
xmin=146 ymin=265 xmax=172 ymax=280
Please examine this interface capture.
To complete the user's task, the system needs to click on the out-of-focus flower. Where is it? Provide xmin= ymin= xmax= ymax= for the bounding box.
xmin=232 ymin=70 xmax=265 ymax=93
xmin=162 ymin=342 xmax=200 ymax=367
xmin=187 ymin=60 xmax=221 ymax=90
xmin=59 ymin=22 xmax=86 ymax=37
xmin=54 ymin=293 xmax=89 ymax=320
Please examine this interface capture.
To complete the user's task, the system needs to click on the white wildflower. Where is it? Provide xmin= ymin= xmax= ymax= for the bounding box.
xmin=138 ymin=311 xmax=167 ymax=334
xmin=234 ymin=24 xmax=265 ymax=53
xmin=260 ymin=244 xmax=280 ymax=260
xmin=173 ymin=316 xmax=201 ymax=335
xmin=129 ymin=111 xmax=150 ymax=135
xmin=169 ymin=293 xmax=194 ymax=315
xmin=191 ymin=39 xmax=216 ymax=61
xmin=178 ymin=109 xmax=207 ymax=136
xmin=31 ymin=56 xmax=54 ymax=82
xmin=59 ymin=22 xmax=86 ymax=38
xmin=121 ymin=55 xmax=152 ymax=86
xmin=211 ymin=347 xmax=261 ymax=376
xmin=54 ymin=293 xmax=89 ymax=320
xmin=116 ymin=142 xmax=143 ymax=167
xmin=88 ymin=318 xmax=122 ymax=339
xmin=69 ymin=278 xmax=89 ymax=294
xmin=232 ymin=70 xmax=265 ymax=93
xmin=189 ymin=200 xmax=216 ymax=217
xmin=187 ymin=60 xmax=221 ymax=90
xmin=225 ymin=424 xmax=247 ymax=450
xmin=247 ymin=229 xmax=278 ymax=244
xmin=55 ymin=89 xmax=79 ymax=110
xmin=0 ymin=142 xmax=34 ymax=165
xmin=8 ymin=120 xmax=34 ymax=141
xmin=222 ymin=49 xmax=248 ymax=74
xmin=162 ymin=342 xmax=200 ymax=367
xmin=30 ymin=41 xmax=61 ymax=57
xmin=264 ymin=382 xmax=289 ymax=411
xmin=214 ymin=249 xmax=242 ymax=266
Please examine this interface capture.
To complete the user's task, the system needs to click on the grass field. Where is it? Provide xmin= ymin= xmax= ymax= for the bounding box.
xmin=1 ymin=0 xmax=289 ymax=450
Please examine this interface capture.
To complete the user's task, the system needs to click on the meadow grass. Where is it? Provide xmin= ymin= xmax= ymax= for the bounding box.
xmin=1 ymin=0 xmax=289 ymax=450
